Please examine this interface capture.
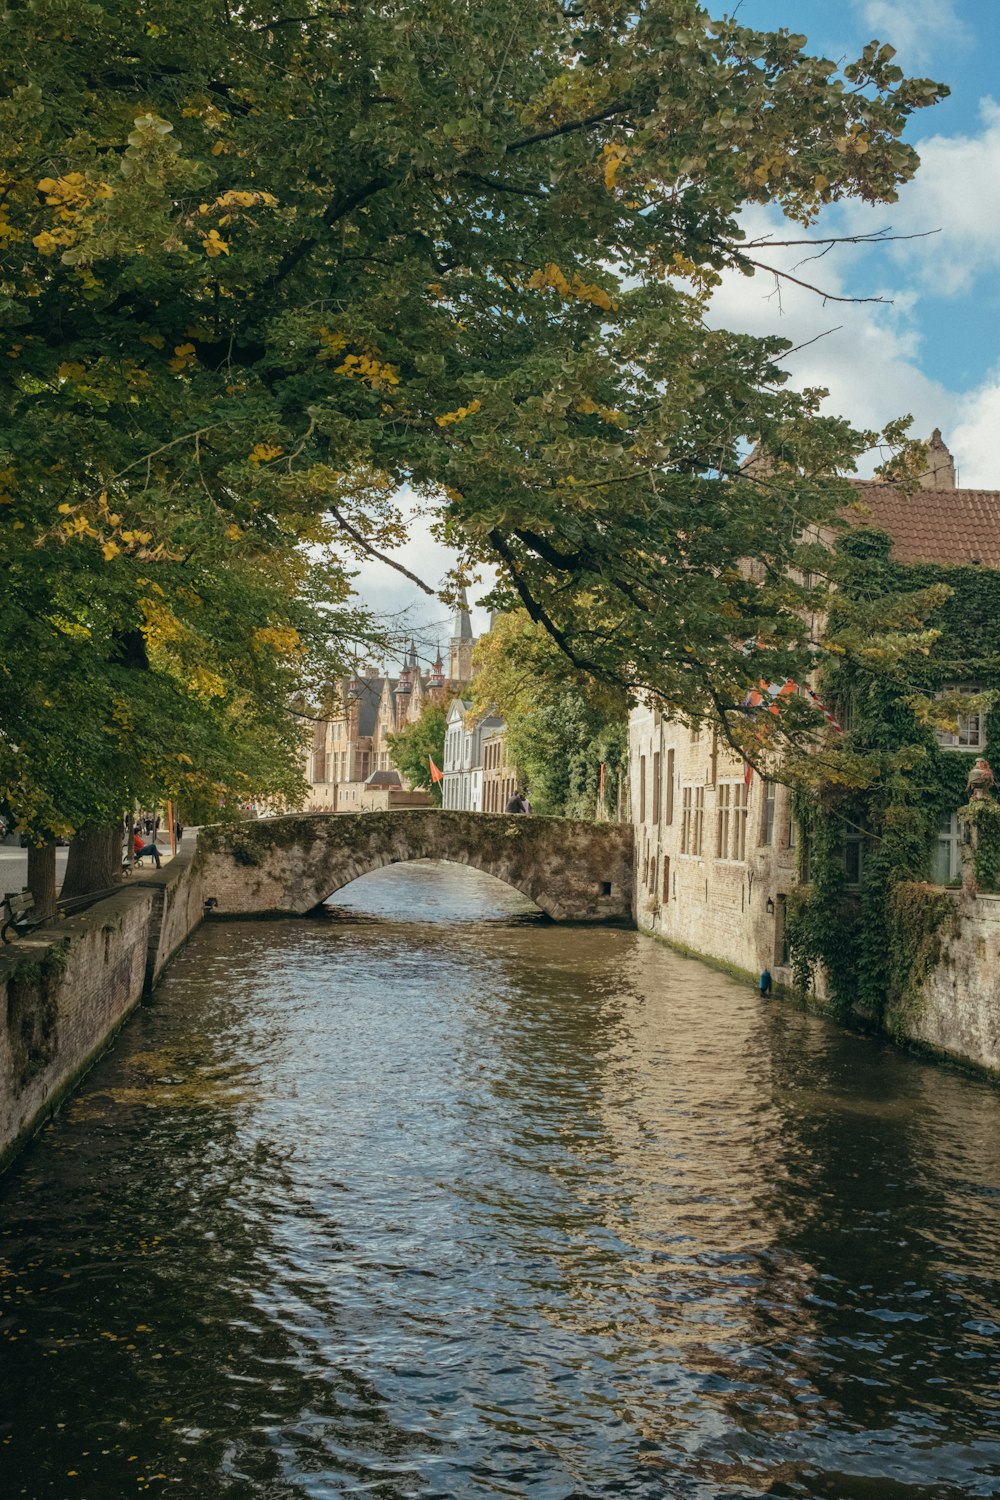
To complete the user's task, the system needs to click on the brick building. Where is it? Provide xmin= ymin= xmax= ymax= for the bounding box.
xmin=302 ymin=591 xmax=479 ymax=810
xmin=629 ymin=433 xmax=1000 ymax=986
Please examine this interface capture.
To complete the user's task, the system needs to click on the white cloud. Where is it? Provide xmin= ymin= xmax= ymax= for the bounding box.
xmin=850 ymin=0 xmax=972 ymax=66
xmin=951 ymin=370 xmax=1000 ymax=487
xmin=706 ymin=207 xmax=958 ymax=468
xmin=835 ymin=97 xmax=1000 ymax=298
xmin=347 ymin=489 xmax=494 ymax=651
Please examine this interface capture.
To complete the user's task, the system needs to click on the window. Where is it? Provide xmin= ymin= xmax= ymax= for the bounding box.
xmin=835 ymin=699 xmax=856 ymax=735
xmin=639 ymin=755 xmax=647 ymax=823
xmin=650 ymin=854 xmax=658 ymax=893
xmin=693 ymin=787 xmax=705 ymax=855
xmin=715 ymin=782 xmax=749 ymax=860
xmin=775 ymin=894 xmax=789 ymax=966
xmin=681 ymin=786 xmax=693 ymax=853
xmin=665 ymin=749 xmax=675 ymax=824
xmin=935 ymin=686 xmax=985 ymax=751
xmin=761 ymin=781 xmax=776 ymax=846
xmin=732 ymin=781 xmax=749 ymax=861
xmin=653 ymin=752 xmax=661 ymax=825
xmin=716 ymin=783 xmax=731 ymax=858
xmin=662 ymin=856 xmax=670 ymax=901
xmin=787 ymin=808 xmax=797 ymax=849
xmin=932 ymin=811 xmax=963 ymax=885
xmin=842 ymin=832 xmax=863 ymax=887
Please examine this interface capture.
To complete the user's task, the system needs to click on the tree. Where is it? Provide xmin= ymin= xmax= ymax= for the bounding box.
xmin=470 ymin=611 xmax=628 ymax=818
xmin=0 ymin=0 xmax=946 ymax=854
xmin=387 ymin=705 xmax=448 ymax=803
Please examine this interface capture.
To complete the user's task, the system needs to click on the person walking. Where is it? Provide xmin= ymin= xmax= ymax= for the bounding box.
xmin=505 ymin=788 xmax=532 ymax=814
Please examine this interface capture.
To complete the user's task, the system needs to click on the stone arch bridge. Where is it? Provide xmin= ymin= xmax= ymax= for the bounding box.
xmin=197 ymin=811 xmax=634 ymax=924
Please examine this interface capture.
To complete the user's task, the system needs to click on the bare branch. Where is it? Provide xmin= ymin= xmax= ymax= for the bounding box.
xmin=327 ymin=506 xmax=437 ymax=595
xmin=741 ymin=256 xmax=889 ymax=305
xmin=739 ymin=227 xmax=941 ymax=251
xmin=781 ymin=325 xmax=843 ymax=357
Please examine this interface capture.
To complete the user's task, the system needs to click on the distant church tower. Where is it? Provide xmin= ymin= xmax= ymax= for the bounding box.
xmin=918 ymin=428 xmax=956 ymax=490
xmin=449 ymin=586 xmax=475 ymax=682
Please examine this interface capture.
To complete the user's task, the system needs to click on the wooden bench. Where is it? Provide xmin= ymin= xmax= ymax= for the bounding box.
xmin=1 ymin=890 xmax=39 ymax=944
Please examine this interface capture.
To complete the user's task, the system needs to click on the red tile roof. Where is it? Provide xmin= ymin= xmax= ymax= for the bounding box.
xmin=848 ymin=482 xmax=1000 ymax=568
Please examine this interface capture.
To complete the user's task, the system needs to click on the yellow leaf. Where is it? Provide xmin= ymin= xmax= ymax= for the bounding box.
xmin=211 ymin=140 xmax=226 ymax=156
xmin=32 ymin=230 xmax=59 ymax=255
xmin=202 ymin=229 xmax=229 ymax=257
xmin=248 ymin=442 xmax=283 ymax=463
xmin=101 ymin=540 xmax=120 ymax=561
xmin=601 ymin=142 xmax=629 ymax=191
xmin=176 ymin=754 xmax=193 ymax=766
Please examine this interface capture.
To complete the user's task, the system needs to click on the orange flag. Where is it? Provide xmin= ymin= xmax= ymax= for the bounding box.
xmin=429 ymin=757 xmax=444 ymax=784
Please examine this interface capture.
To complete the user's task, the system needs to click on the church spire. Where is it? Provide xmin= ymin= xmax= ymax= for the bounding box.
xmin=451 ymin=586 xmax=473 ymax=642
xmin=449 ymin=588 xmax=475 ymax=681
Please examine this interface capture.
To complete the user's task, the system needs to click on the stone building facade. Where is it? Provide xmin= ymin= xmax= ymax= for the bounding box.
xmin=629 ymin=433 xmax=1000 ymax=996
xmin=303 ymin=591 xmax=478 ymax=811
xmin=442 ymin=699 xmax=506 ymax=812
xmin=482 ymin=728 xmax=517 ymax=813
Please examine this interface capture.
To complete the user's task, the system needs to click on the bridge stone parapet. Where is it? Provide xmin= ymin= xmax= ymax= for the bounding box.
xmin=197 ymin=810 xmax=634 ymax=924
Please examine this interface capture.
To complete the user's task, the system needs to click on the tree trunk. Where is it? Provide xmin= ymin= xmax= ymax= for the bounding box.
xmin=61 ymin=823 xmax=122 ymax=901
xmin=26 ymin=840 xmax=57 ymax=920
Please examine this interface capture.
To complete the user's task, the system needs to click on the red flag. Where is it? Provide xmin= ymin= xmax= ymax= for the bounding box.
xmin=744 ymin=759 xmax=754 ymax=788
xmin=429 ymin=757 xmax=444 ymax=784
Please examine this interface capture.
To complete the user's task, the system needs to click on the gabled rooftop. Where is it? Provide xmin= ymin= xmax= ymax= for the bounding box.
xmin=849 ymin=482 xmax=1000 ymax=569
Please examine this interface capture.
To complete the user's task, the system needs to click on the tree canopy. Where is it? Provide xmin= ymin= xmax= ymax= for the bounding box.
xmin=0 ymin=0 xmax=946 ymax=836
xmin=470 ymin=611 xmax=628 ymax=819
xmin=386 ymin=703 xmax=447 ymax=803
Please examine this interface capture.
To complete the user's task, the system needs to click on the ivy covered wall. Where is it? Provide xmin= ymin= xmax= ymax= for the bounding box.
xmin=786 ymin=528 xmax=1000 ymax=1031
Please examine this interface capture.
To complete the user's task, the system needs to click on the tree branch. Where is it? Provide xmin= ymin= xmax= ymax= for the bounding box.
xmin=507 ymin=102 xmax=633 ymax=153
xmin=327 ymin=506 xmax=436 ymax=595
xmin=740 ymin=256 xmax=889 ymax=305
xmin=262 ymin=175 xmax=394 ymax=293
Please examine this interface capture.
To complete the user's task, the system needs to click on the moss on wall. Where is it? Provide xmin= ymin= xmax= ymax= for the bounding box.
xmin=786 ymin=529 xmax=1000 ymax=1027
xmin=6 ymin=943 xmax=68 ymax=1092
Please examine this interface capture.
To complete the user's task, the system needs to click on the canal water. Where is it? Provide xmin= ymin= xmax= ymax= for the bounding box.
xmin=2 ymin=862 xmax=1000 ymax=1499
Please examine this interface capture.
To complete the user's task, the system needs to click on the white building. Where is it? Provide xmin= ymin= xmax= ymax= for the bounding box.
xmin=442 ymin=700 xmax=505 ymax=812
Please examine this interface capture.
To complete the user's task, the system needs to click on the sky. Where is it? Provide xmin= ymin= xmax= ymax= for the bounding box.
xmin=354 ymin=0 xmax=1000 ymax=660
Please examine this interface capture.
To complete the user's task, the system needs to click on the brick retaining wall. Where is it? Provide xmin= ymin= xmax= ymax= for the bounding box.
xmin=0 ymin=838 xmax=205 ymax=1170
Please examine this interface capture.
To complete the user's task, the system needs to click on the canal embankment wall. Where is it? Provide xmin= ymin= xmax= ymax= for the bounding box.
xmin=908 ymin=891 xmax=1000 ymax=1076
xmin=636 ymin=885 xmax=1000 ymax=1081
xmin=0 ymin=838 xmax=205 ymax=1170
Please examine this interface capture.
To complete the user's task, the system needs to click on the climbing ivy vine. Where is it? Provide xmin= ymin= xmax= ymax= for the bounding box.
xmin=785 ymin=528 xmax=1000 ymax=1025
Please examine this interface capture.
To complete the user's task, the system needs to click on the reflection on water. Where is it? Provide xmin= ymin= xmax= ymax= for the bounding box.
xmin=1 ymin=860 xmax=999 ymax=1498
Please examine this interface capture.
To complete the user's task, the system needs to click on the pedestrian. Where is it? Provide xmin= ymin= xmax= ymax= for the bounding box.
xmin=505 ymin=788 xmax=532 ymax=814
xmin=135 ymin=842 xmax=162 ymax=869
xmin=758 ymin=968 xmax=773 ymax=998
xmin=133 ymin=832 xmax=145 ymax=856
xmin=174 ymin=819 xmax=184 ymax=844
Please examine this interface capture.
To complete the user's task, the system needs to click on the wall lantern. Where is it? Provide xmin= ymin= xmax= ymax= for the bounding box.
xmin=765 ymin=896 xmax=775 ymax=916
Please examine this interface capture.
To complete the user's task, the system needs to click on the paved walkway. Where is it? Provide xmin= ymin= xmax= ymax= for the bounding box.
xmin=0 ymin=844 xmax=176 ymax=896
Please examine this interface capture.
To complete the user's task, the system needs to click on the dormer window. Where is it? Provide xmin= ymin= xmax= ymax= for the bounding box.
xmin=934 ymin=686 xmax=985 ymax=751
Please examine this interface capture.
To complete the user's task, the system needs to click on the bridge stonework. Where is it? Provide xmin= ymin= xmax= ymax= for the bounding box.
xmin=196 ymin=811 xmax=634 ymax=924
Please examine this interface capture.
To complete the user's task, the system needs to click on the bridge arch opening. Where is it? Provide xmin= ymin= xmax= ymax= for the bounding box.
xmin=321 ymin=859 xmax=545 ymax=924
